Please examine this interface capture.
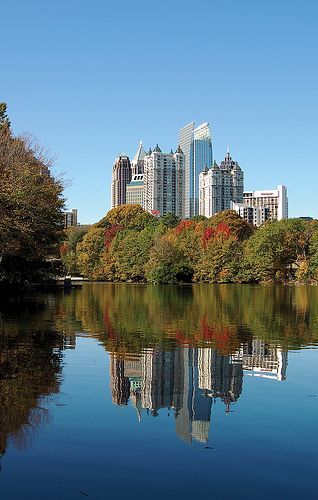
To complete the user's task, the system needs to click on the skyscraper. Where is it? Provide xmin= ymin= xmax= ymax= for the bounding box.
xmin=111 ymin=154 xmax=131 ymax=208
xmin=178 ymin=122 xmax=213 ymax=218
xmin=179 ymin=122 xmax=194 ymax=219
xmin=199 ymin=150 xmax=244 ymax=217
xmin=143 ymin=145 xmax=184 ymax=218
xmin=131 ymin=141 xmax=146 ymax=175
xmin=193 ymin=123 xmax=213 ymax=215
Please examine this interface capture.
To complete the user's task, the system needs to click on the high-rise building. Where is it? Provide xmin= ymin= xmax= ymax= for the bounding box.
xmin=131 ymin=141 xmax=146 ymax=175
xmin=199 ymin=150 xmax=244 ymax=218
xmin=178 ymin=122 xmax=213 ymax=218
xmin=243 ymin=185 xmax=288 ymax=221
xmin=143 ymin=145 xmax=184 ymax=218
xmin=126 ymin=173 xmax=145 ymax=208
xmin=193 ymin=123 xmax=213 ymax=216
xmin=111 ymin=154 xmax=131 ymax=208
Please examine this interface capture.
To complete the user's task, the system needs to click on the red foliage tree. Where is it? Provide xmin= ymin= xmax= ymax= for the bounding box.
xmin=104 ymin=224 xmax=123 ymax=249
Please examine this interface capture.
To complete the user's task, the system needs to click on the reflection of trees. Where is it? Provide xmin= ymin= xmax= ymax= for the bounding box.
xmin=0 ymin=293 xmax=65 ymax=458
xmin=55 ymin=284 xmax=318 ymax=355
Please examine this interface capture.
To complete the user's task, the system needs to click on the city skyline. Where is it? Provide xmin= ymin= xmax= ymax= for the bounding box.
xmin=2 ymin=0 xmax=317 ymax=223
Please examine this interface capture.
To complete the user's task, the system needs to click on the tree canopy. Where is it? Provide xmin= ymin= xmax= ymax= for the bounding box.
xmin=61 ymin=203 xmax=318 ymax=285
xmin=0 ymin=105 xmax=64 ymax=284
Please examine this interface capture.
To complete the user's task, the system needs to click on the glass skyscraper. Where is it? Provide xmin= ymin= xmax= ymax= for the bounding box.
xmin=178 ymin=122 xmax=213 ymax=218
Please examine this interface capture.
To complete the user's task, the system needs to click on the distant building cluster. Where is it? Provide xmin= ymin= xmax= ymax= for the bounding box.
xmin=111 ymin=122 xmax=288 ymax=225
xmin=109 ymin=341 xmax=287 ymax=445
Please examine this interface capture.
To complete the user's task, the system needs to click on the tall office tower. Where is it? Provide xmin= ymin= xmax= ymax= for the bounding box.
xmin=143 ymin=145 xmax=184 ymax=218
xmin=131 ymin=141 xmax=146 ymax=175
xmin=199 ymin=150 xmax=244 ymax=218
xmin=111 ymin=154 xmax=131 ymax=208
xmin=178 ymin=122 xmax=213 ymax=218
xmin=243 ymin=185 xmax=288 ymax=221
xmin=179 ymin=123 xmax=194 ymax=219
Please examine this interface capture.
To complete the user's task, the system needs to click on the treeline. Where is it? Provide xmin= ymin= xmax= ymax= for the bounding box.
xmin=0 ymin=104 xmax=64 ymax=285
xmin=61 ymin=204 xmax=318 ymax=284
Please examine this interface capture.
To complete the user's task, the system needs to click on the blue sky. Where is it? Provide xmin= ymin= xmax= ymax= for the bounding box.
xmin=2 ymin=0 xmax=317 ymax=223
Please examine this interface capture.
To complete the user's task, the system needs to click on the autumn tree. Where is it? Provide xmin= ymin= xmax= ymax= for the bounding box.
xmin=209 ymin=210 xmax=254 ymax=241
xmin=98 ymin=204 xmax=157 ymax=231
xmin=0 ymin=107 xmax=64 ymax=284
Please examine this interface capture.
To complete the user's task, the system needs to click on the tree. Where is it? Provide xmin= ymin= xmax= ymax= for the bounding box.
xmin=209 ymin=210 xmax=254 ymax=241
xmin=98 ymin=204 xmax=157 ymax=231
xmin=243 ymin=219 xmax=316 ymax=283
xmin=0 ymin=103 xmax=10 ymax=129
xmin=77 ymin=228 xmax=105 ymax=278
xmin=194 ymin=230 xmax=244 ymax=283
xmin=60 ymin=226 xmax=89 ymax=275
xmin=0 ymin=111 xmax=64 ymax=284
xmin=159 ymin=213 xmax=181 ymax=228
xmin=146 ymin=237 xmax=193 ymax=284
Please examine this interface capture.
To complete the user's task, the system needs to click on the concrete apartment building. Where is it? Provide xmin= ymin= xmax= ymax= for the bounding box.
xmin=111 ymin=154 xmax=131 ymax=208
xmin=199 ymin=150 xmax=244 ymax=218
xmin=143 ymin=145 xmax=185 ymax=218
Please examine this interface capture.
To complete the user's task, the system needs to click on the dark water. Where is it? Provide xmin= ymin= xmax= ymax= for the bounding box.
xmin=0 ymin=284 xmax=318 ymax=500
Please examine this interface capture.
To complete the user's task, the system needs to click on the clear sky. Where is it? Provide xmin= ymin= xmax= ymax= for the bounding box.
xmin=2 ymin=0 xmax=317 ymax=223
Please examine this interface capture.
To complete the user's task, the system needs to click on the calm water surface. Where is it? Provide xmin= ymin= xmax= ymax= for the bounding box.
xmin=0 ymin=284 xmax=318 ymax=499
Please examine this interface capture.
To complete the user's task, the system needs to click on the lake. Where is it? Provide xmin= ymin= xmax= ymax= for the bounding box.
xmin=0 ymin=284 xmax=317 ymax=499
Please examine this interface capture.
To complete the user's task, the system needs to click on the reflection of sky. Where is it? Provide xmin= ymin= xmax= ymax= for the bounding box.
xmin=1 ymin=338 xmax=318 ymax=500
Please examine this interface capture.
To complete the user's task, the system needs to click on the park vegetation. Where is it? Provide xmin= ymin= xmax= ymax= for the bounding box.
xmin=61 ymin=204 xmax=318 ymax=285
xmin=0 ymin=103 xmax=64 ymax=285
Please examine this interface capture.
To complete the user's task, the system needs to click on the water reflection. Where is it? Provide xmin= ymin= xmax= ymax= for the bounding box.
xmin=109 ymin=341 xmax=288 ymax=445
xmin=0 ymin=294 xmax=71 ymax=464
xmin=0 ymin=283 xmax=314 ymax=456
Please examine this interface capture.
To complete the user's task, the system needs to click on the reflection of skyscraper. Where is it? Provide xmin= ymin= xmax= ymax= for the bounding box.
xmin=198 ymin=349 xmax=243 ymax=407
xmin=109 ymin=353 xmax=130 ymax=405
xmin=141 ymin=349 xmax=176 ymax=415
xmin=234 ymin=340 xmax=288 ymax=381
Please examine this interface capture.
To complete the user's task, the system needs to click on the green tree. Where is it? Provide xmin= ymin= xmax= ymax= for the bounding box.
xmin=0 ymin=103 xmax=10 ymax=129
xmin=77 ymin=227 xmax=105 ymax=278
xmin=159 ymin=213 xmax=181 ymax=228
xmin=146 ymin=237 xmax=192 ymax=284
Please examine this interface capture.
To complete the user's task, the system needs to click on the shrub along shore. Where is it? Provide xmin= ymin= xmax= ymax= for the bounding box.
xmin=61 ymin=205 xmax=318 ymax=285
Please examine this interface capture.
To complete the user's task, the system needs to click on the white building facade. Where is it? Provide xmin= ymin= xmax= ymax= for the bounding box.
xmin=199 ymin=151 xmax=244 ymax=218
xmin=243 ymin=185 xmax=288 ymax=221
xmin=232 ymin=203 xmax=270 ymax=226
xmin=143 ymin=145 xmax=184 ymax=218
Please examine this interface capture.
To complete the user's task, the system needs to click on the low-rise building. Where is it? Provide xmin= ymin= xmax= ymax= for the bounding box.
xmin=243 ymin=185 xmax=288 ymax=221
xmin=232 ymin=203 xmax=270 ymax=226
